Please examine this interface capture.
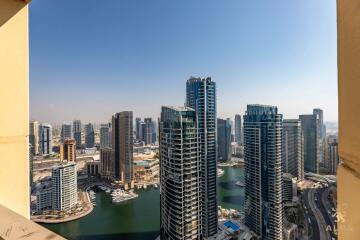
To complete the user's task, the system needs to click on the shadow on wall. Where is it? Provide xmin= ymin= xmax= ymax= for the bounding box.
xmin=0 ymin=0 xmax=27 ymax=28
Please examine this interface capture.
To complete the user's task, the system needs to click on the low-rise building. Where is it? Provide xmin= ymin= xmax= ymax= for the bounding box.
xmin=36 ymin=188 xmax=52 ymax=213
xmin=87 ymin=155 xmax=101 ymax=176
xmin=283 ymin=222 xmax=298 ymax=240
xmin=133 ymin=159 xmax=159 ymax=182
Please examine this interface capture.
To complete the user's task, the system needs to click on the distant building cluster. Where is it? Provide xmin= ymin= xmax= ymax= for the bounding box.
xmin=135 ymin=117 xmax=157 ymax=145
xmin=30 ymin=76 xmax=339 ymax=240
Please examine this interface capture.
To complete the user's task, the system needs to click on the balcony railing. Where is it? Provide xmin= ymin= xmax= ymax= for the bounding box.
xmin=0 ymin=205 xmax=65 ymax=240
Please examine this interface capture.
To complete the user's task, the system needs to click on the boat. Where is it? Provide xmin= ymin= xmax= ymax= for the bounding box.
xmin=235 ymin=180 xmax=244 ymax=187
xmin=217 ymin=168 xmax=225 ymax=177
xmin=154 ymin=184 xmax=158 ymax=189
xmin=110 ymin=188 xmax=139 ymax=203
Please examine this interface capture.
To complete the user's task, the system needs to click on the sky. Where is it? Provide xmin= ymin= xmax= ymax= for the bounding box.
xmin=29 ymin=0 xmax=338 ymax=124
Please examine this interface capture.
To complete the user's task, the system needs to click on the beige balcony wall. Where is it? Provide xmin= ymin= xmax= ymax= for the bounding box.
xmin=337 ymin=0 xmax=360 ymax=239
xmin=0 ymin=0 xmax=30 ymax=219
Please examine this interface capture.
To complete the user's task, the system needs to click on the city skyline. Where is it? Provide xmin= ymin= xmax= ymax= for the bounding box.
xmin=30 ymin=0 xmax=337 ymax=123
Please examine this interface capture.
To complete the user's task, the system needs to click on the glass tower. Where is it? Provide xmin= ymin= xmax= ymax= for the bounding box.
xmin=159 ymin=106 xmax=200 ymax=240
xmin=244 ymin=105 xmax=283 ymax=240
xmin=234 ymin=114 xmax=242 ymax=144
xmin=112 ymin=111 xmax=133 ymax=184
xmin=217 ymin=118 xmax=232 ymax=162
xmin=299 ymin=114 xmax=320 ymax=173
xmin=61 ymin=123 xmax=72 ymax=143
xmin=100 ymin=124 xmax=110 ymax=149
xmin=39 ymin=123 xmax=52 ymax=155
xmin=73 ymin=120 xmax=82 ymax=149
xmin=84 ymin=123 xmax=95 ymax=148
xmin=186 ymin=77 xmax=217 ymax=238
xmin=282 ymin=119 xmax=304 ymax=180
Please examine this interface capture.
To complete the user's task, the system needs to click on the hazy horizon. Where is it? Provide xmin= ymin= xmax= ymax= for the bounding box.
xmin=30 ymin=0 xmax=338 ymax=123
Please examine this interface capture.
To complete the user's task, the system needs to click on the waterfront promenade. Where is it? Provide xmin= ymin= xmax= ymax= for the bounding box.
xmin=32 ymin=191 xmax=93 ymax=224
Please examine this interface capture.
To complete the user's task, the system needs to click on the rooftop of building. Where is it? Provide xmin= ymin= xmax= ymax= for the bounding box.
xmin=187 ymin=76 xmax=212 ymax=83
xmin=52 ymin=161 xmax=76 ymax=170
xmin=246 ymin=104 xmax=279 ymax=116
xmin=162 ymin=106 xmax=194 ymax=112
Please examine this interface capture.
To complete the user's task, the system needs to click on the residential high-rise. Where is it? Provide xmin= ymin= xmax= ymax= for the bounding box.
xmin=313 ymin=108 xmax=325 ymax=139
xmin=159 ymin=106 xmax=201 ymax=240
xmin=244 ymin=105 xmax=283 ymax=240
xmin=234 ymin=114 xmax=242 ymax=145
xmin=84 ymin=123 xmax=95 ymax=148
xmin=100 ymin=124 xmax=110 ymax=149
xmin=313 ymin=109 xmax=325 ymax=166
xmin=282 ymin=173 xmax=294 ymax=203
xmin=51 ymin=162 xmax=77 ymax=211
xmin=142 ymin=118 xmax=154 ymax=145
xmin=186 ymin=76 xmax=217 ymax=237
xmin=282 ymin=119 xmax=304 ymax=180
xmin=152 ymin=121 xmax=157 ymax=143
xmin=29 ymin=120 xmax=39 ymax=155
xmin=112 ymin=111 xmax=133 ymax=185
xmin=61 ymin=123 xmax=72 ymax=143
xmin=299 ymin=114 xmax=320 ymax=173
xmin=135 ymin=117 xmax=142 ymax=140
xmin=217 ymin=118 xmax=232 ymax=162
xmin=73 ymin=120 xmax=82 ymax=149
xmin=39 ymin=123 xmax=52 ymax=155
xmin=324 ymin=136 xmax=339 ymax=174
xmin=100 ymin=148 xmax=113 ymax=180
xmin=60 ymin=139 xmax=76 ymax=162
xmin=226 ymin=117 xmax=234 ymax=142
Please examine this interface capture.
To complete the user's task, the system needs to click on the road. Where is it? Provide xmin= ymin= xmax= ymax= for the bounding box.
xmin=303 ymin=189 xmax=320 ymax=240
xmin=302 ymin=186 xmax=337 ymax=240
xmin=314 ymin=187 xmax=337 ymax=239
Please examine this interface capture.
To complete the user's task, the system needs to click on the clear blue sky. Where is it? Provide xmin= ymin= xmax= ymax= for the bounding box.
xmin=30 ymin=0 xmax=338 ymax=124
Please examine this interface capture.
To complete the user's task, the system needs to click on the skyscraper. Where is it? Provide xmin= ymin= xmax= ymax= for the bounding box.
xmin=152 ymin=121 xmax=157 ymax=143
xmin=186 ymin=76 xmax=217 ymax=237
xmin=61 ymin=123 xmax=72 ymax=143
xmin=60 ymin=139 xmax=76 ymax=162
xmin=100 ymin=124 xmax=110 ymax=149
xmin=84 ymin=123 xmax=95 ymax=148
xmin=234 ymin=114 xmax=242 ymax=145
xmin=324 ymin=136 xmax=339 ymax=174
xmin=51 ymin=162 xmax=77 ymax=211
xmin=313 ymin=108 xmax=325 ymax=165
xmin=299 ymin=114 xmax=320 ymax=173
xmin=135 ymin=117 xmax=142 ymax=140
xmin=39 ymin=123 xmax=52 ymax=155
xmin=217 ymin=118 xmax=232 ymax=162
xmin=29 ymin=120 xmax=39 ymax=155
xmin=142 ymin=118 xmax=154 ymax=145
xmin=73 ymin=120 xmax=82 ymax=149
xmin=159 ymin=106 xmax=201 ymax=240
xmin=100 ymin=148 xmax=113 ymax=180
xmin=313 ymin=108 xmax=325 ymax=139
xmin=244 ymin=105 xmax=283 ymax=240
xmin=282 ymin=119 xmax=304 ymax=180
xmin=112 ymin=111 xmax=133 ymax=185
